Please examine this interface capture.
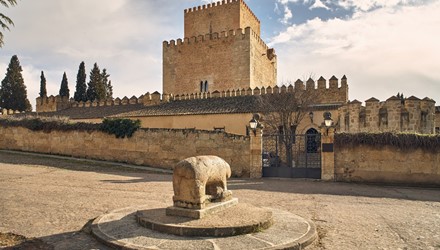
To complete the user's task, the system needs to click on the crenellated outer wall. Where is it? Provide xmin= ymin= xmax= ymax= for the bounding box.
xmin=338 ymin=96 xmax=436 ymax=134
xmin=36 ymin=96 xmax=70 ymax=113
xmin=37 ymin=75 xmax=349 ymax=114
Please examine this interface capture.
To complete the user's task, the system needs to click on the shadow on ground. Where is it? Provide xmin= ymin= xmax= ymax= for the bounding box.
xmin=1 ymin=150 xmax=439 ymax=202
xmin=227 ymin=178 xmax=440 ymax=202
xmin=0 ymin=150 xmax=172 ymax=183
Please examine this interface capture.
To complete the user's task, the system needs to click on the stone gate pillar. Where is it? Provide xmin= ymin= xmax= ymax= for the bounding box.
xmin=320 ymin=126 xmax=335 ymax=181
xmin=249 ymin=127 xmax=263 ymax=178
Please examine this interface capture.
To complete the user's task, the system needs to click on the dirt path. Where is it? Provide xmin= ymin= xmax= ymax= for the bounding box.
xmin=0 ymin=151 xmax=439 ymax=249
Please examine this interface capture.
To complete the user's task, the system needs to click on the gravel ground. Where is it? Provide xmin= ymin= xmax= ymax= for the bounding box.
xmin=0 ymin=150 xmax=439 ymax=250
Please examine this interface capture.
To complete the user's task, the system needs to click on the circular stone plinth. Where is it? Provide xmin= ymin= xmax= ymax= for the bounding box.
xmin=91 ymin=205 xmax=317 ymax=250
xmin=137 ymin=203 xmax=273 ymax=237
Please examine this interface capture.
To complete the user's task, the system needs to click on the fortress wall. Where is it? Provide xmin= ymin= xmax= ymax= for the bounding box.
xmin=36 ymin=75 xmax=349 ymax=120
xmin=339 ymin=97 xmax=436 ymax=134
xmin=0 ymin=126 xmax=256 ymax=178
xmin=249 ymin=29 xmax=277 ymax=88
xmin=184 ymin=0 xmax=260 ymax=38
xmin=335 ymin=144 xmax=440 ymax=186
xmin=435 ymin=110 xmax=440 ymax=133
xmin=163 ymin=28 xmax=251 ymax=95
xmin=239 ymin=0 xmax=261 ymax=36
xmin=36 ymin=95 xmax=70 ymax=113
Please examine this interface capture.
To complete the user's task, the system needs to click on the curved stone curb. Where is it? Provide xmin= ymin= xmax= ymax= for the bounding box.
xmin=136 ymin=203 xmax=274 ymax=237
xmin=91 ymin=206 xmax=317 ymax=250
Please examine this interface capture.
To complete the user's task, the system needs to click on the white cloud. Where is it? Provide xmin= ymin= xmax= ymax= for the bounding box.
xmin=0 ymin=0 xmax=183 ymax=109
xmin=335 ymin=0 xmax=433 ymax=12
xmin=281 ymin=5 xmax=293 ymax=24
xmin=310 ymin=0 xmax=330 ymax=10
xmin=270 ymin=1 xmax=440 ymax=102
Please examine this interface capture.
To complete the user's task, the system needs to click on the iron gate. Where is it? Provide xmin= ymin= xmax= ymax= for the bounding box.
xmin=262 ymin=130 xmax=321 ymax=179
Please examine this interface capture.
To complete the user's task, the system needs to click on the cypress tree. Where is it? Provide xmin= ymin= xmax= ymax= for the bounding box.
xmin=86 ymin=63 xmax=101 ymax=102
xmin=0 ymin=55 xmax=31 ymax=111
xmin=101 ymin=68 xmax=110 ymax=100
xmin=39 ymin=71 xmax=47 ymax=98
xmin=95 ymin=67 xmax=107 ymax=100
xmin=59 ymin=72 xmax=69 ymax=97
xmin=106 ymin=80 xmax=113 ymax=99
xmin=74 ymin=61 xmax=87 ymax=102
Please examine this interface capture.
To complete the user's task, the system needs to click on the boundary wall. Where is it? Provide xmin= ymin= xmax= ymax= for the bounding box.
xmin=0 ymin=126 xmax=262 ymax=178
xmin=334 ymin=143 xmax=440 ymax=186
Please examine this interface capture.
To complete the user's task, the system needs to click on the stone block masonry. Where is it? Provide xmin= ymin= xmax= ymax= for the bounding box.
xmin=0 ymin=127 xmax=262 ymax=178
xmin=335 ymin=144 xmax=440 ymax=186
xmin=164 ymin=0 xmax=277 ymax=95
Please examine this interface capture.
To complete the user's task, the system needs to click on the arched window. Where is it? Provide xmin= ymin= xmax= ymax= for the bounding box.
xmin=306 ymin=128 xmax=319 ymax=153
xmin=204 ymin=81 xmax=208 ymax=92
xmin=200 ymin=81 xmax=204 ymax=92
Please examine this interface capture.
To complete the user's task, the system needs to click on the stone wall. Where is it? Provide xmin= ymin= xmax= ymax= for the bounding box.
xmin=164 ymin=0 xmax=276 ymax=95
xmin=335 ymin=144 xmax=440 ymax=186
xmin=435 ymin=107 xmax=440 ymax=134
xmin=36 ymin=96 xmax=71 ymax=113
xmin=338 ymin=96 xmax=436 ymax=134
xmin=0 ymin=127 xmax=261 ymax=178
xmin=184 ymin=0 xmax=260 ymax=38
xmin=163 ymin=28 xmax=254 ymax=95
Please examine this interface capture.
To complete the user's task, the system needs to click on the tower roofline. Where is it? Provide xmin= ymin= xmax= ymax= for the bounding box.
xmin=184 ymin=0 xmax=260 ymax=24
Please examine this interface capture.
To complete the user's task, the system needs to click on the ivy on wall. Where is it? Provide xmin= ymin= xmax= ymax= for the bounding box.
xmin=0 ymin=117 xmax=141 ymax=138
xmin=335 ymin=132 xmax=440 ymax=152
xmin=100 ymin=118 xmax=141 ymax=138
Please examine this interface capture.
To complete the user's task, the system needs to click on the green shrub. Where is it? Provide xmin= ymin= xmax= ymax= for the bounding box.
xmin=100 ymin=118 xmax=141 ymax=138
xmin=335 ymin=132 xmax=440 ymax=152
xmin=0 ymin=116 xmax=100 ymax=132
xmin=0 ymin=116 xmax=141 ymax=138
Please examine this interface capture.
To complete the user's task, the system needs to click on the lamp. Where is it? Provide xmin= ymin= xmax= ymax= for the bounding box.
xmin=249 ymin=118 xmax=258 ymax=130
xmin=309 ymin=111 xmax=314 ymax=123
xmin=324 ymin=111 xmax=333 ymax=127
xmin=249 ymin=114 xmax=262 ymax=136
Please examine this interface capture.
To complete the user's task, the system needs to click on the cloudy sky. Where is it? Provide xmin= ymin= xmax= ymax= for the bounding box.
xmin=1 ymin=0 xmax=439 ymax=109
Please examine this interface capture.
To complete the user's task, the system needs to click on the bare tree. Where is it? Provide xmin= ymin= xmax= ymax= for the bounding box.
xmin=257 ymin=79 xmax=317 ymax=167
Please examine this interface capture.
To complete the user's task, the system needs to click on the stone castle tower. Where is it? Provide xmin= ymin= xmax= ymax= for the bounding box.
xmin=163 ymin=0 xmax=277 ymax=95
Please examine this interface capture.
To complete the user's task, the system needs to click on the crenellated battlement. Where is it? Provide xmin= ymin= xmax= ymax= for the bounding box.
xmin=184 ymin=0 xmax=260 ymax=38
xmin=170 ymin=75 xmax=347 ymax=104
xmin=1 ymin=109 xmax=24 ymax=116
xmin=36 ymin=75 xmax=348 ymax=114
xmin=163 ymin=27 xmax=250 ymax=49
xmin=163 ymin=26 xmax=273 ymax=59
xmin=36 ymin=95 xmax=71 ymax=113
xmin=250 ymin=29 xmax=269 ymax=51
xmin=184 ymin=0 xmax=260 ymax=24
xmin=338 ymin=96 xmax=436 ymax=134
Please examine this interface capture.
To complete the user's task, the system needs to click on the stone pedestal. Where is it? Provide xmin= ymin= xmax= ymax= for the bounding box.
xmin=166 ymin=198 xmax=238 ymax=219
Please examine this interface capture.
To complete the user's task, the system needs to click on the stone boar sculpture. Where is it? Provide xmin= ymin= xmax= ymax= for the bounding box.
xmin=172 ymin=156 xmax=232 ymax=209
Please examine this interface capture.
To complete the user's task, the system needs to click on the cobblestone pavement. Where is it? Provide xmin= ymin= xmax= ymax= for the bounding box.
xmin=0 ymin=150 xmax=439 ymax=250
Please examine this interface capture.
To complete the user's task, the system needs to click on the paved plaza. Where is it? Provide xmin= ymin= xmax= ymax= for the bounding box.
xmin=0 ymin=150 xmax=439 ymax=249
